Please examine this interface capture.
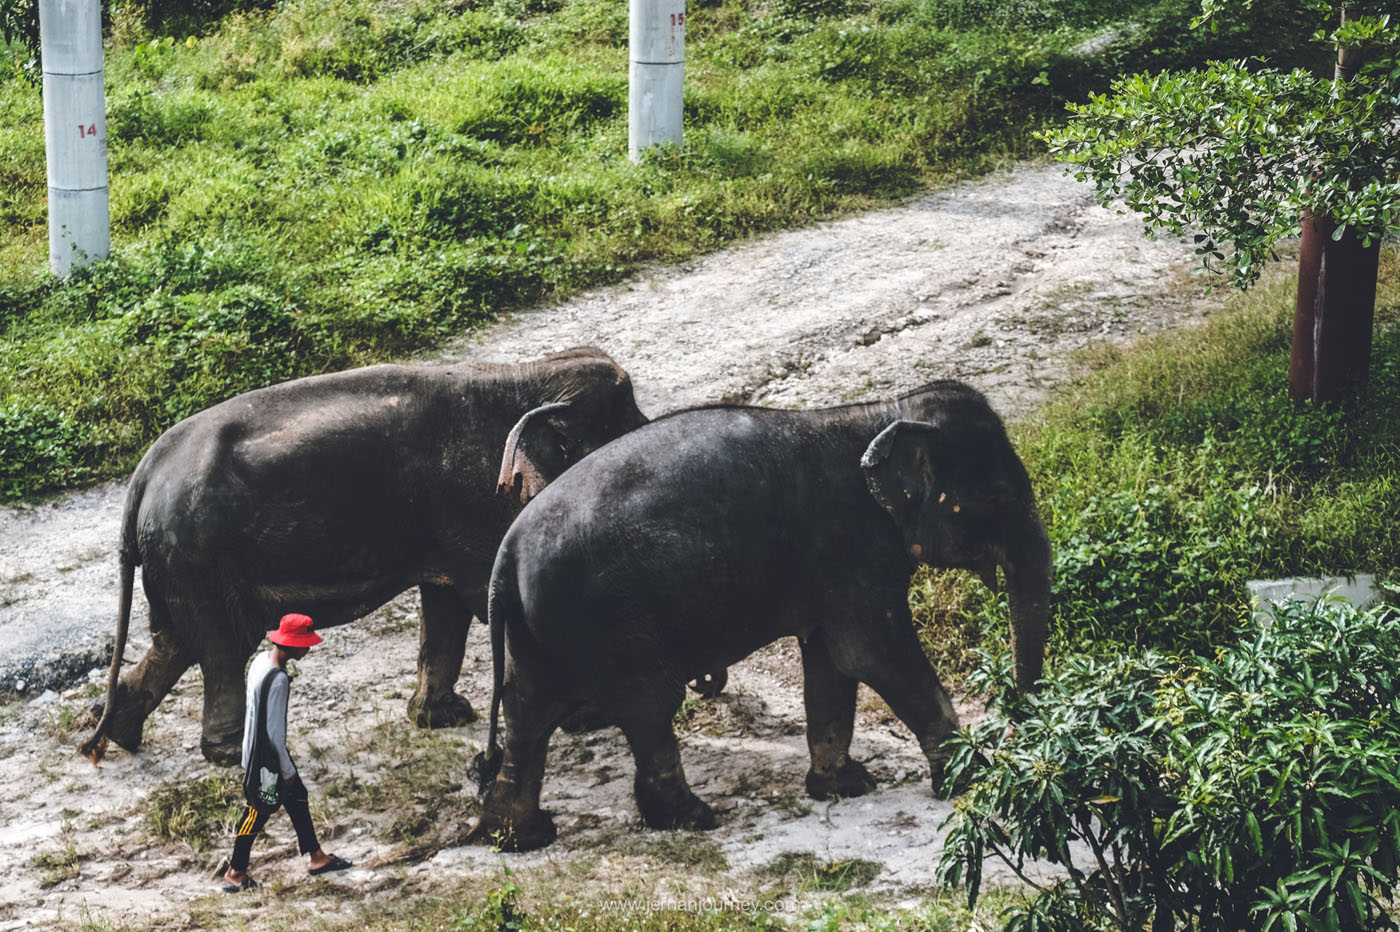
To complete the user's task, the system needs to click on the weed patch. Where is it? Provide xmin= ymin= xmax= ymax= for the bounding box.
xmin=762 ymin=852 xmax=881 ymax=892
xmin=144 ymin=771 xmax=244 ymax=852
xmin=31 ymin=842 xmax=90 ymax=888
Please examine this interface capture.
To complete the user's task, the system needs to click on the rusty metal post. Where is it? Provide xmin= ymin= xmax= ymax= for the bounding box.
xmin=1290 ymin=212 xmax=1379 ymax=404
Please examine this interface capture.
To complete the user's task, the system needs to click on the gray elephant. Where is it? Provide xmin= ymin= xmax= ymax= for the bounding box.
xmin=81 ymin=347 xmax=647 ymax=765
xmin=469 ymin=381 xmax=1050 ymax=850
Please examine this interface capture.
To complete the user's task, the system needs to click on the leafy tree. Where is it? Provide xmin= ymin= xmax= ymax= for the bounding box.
xmin=1043 ymin=1 xmax=1400 ymax=403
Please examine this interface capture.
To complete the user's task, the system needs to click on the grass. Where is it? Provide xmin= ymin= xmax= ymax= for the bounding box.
xmin=143 ymin=770 xmax=245 ymax=852
xmin=31 ymin=842 xmax=90 ymax=888
xmin=0 ymin=0 xmax=1316 ymax=499
xmin=762 ymin=852 xmax=882 ymax=892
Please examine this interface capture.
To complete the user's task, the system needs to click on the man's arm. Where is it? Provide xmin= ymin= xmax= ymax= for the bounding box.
xmin=265 ymin=672 xmax=297 ymax=778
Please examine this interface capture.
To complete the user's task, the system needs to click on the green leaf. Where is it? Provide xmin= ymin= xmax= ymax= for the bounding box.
xmin=1247 ymin=811 xmax=1264 ymax=857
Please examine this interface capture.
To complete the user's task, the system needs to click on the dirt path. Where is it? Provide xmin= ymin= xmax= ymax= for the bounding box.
xmin=0 ymin=161 xmax=1212 ymax=930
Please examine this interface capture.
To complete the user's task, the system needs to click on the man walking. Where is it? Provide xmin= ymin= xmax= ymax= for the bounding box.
xmin=221 ymin=613 xmax=351 ymax=892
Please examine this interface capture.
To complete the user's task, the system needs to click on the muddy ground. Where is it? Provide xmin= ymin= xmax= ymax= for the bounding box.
xmin=0 ymin=161 xmax=1216 ymax=930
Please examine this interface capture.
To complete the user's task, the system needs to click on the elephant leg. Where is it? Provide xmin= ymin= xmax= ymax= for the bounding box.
xmin=103 ymin=621 xmax=196 ymax=753
xmin=617 ymin=704 xmax=716 ymax=831
xmin=800 ymin=632 xmax=875 ymax=800
xmin=826 ymin=611 xmax=961 ymax=797
xmin=199 ymin=648 xmax=250 ymax=765
xmin=408 ymin=583 xmax=477 ymax=728
xmin=471 ymin=683 xmax=574 ymax=852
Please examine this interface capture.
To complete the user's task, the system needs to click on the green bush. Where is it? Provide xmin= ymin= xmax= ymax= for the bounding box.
xmin=939 ymin=598 xmax=1400 ymax=932
xmin=0 ymin=399 xmax=93 ymax=499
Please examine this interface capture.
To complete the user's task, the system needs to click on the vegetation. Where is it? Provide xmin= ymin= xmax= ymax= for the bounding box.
xmin=31 ymin=841 xmax=91 ymax=888
xmin=940 ymin=597 xmax=1400 ymax=932
xmin=0 ymin=0 xmax=1315 ymax=499
xmin=143 ymin=770 xmax=244 ymax=851
xmin=912 ymin=255 xmax=1400 ymax=671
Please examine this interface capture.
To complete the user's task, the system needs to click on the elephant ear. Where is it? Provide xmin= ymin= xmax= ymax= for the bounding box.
xmin=860 ymin=420 xmax=940 ymax=526
xmin=498 ymin=402 xmax=573 ymax=505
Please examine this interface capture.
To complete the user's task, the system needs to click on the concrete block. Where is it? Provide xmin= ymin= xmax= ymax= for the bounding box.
xmin=1245 ymin=574 xmax=1381 ymax=624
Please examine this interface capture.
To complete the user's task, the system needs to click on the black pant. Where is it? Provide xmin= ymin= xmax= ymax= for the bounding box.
xmin=230 ymin=773 xmax=320 ymax=872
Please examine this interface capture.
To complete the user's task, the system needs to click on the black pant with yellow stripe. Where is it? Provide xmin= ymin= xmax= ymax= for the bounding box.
xmin=231 ymin=773 xmax=320 ymax=872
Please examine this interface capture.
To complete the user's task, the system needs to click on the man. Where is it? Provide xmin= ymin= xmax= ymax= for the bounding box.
xmin=221 ymin=613 xmax=351 ymax=892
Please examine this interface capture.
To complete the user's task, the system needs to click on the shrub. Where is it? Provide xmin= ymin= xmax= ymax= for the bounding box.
xmin=939 ymin=597 xmax=1400 ymax=932
xmin=0 ymin=399 xmax=93 ymax=499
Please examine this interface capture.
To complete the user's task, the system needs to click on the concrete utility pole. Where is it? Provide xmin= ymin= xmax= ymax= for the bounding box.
xmin=40 ymin=0 xmax=110 ymax=276
xmin=628 ymin=0 xmax=685 ymax=161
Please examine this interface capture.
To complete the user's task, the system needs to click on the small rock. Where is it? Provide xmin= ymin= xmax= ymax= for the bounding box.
xmin=29 ymin=689 xmax=59 ymax=707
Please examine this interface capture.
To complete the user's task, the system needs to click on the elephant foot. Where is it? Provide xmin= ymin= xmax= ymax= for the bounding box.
xmin=469 ymin=809 xmax=557 ymax=852
xmin=201 ymin=737 xmax=243 ymax=766
xmin=94 ymin=685 xmax=150 ymax=753
xmin=806 ymin=759 xmax=876 ymax=800
xmin=637 ymin=790 xmax=717 ymax=832
xmin=408 ymin=691 xmax=477 ymax=729
xmin=559 ymin=702 xmax=611 ymax=734
xmin=687 ymin=669 xmax=728 ymax=699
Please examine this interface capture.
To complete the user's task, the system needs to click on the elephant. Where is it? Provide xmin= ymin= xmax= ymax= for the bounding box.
xmin=80 ymin=347 xmax=648 ymax=765
xmin=468 ymin=380 xmax=1051 ymax=851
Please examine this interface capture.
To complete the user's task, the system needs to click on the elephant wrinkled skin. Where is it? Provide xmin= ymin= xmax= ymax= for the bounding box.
xmin=81 ymin=348 xmax=647 ymax=765
xmin=470 ymin=381 xmax=1051 ymax=851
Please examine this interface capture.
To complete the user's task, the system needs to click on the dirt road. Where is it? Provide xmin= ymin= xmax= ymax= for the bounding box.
xmin=0 ymin=161 xmax=1211 ymax=930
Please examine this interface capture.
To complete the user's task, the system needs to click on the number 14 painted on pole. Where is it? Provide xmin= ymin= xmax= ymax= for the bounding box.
xmin=78 ymin=123 xmax=99 ymax=138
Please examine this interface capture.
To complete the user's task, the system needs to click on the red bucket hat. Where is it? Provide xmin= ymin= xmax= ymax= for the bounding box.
xmin=270 ymin=613 xmax=322 ymax=648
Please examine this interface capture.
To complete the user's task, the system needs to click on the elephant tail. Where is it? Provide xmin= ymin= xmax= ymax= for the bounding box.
xmin=469 ymin=556 xmax=515 ymax=795
xmin=80 ymin=548 xmax=136 ymax=764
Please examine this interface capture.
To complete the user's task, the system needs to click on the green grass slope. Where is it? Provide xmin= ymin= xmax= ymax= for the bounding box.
xmin=0 ymin=0 xmax=1307 ymax=498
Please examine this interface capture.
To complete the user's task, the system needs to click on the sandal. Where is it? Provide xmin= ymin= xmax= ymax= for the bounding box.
xmin=308 ymin=854 xmax=353 ymax=876
xmin=220 ymin=876 xmax=260 ymax=894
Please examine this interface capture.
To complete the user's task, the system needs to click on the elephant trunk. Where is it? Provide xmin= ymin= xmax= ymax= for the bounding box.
xmin=1002 ymin=507 xmax=1051 ymax=694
